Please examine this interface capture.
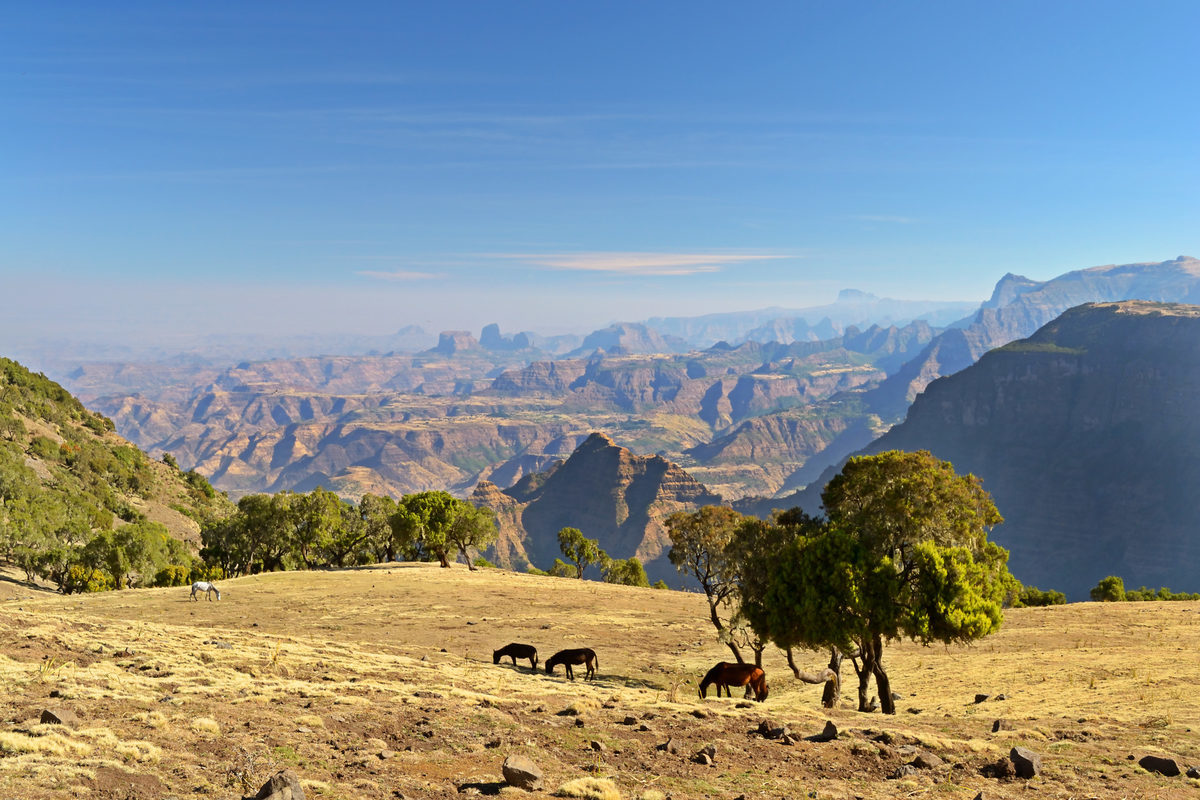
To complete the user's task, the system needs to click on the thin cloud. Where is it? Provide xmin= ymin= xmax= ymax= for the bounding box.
xmin=491 ymin=252 xmax=788 ymax=276
xmin=356 ymin=269 xmax=444 ymax=281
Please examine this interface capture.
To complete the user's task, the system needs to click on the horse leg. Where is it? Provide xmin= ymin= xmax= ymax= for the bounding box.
xmin=566 ymin=663 xmax=574 ymax=680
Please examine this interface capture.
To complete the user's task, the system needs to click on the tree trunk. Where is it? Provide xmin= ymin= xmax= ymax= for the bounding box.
xmin=708 ymin=600 xmax=743 ymax=663
xmin=852 ymin=646 xmax=873 ymax=712
xmin=436 ymin=549 xmax=450 ymax=568
xmin=872 ymin=633 xmax=896 ymax=714
xmin=785 ymin=647 xmax=840 ymax=707
xmin=459 ymin=546 xmax=476 ymax=571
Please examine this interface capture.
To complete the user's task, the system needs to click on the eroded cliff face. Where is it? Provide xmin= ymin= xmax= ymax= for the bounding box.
xmin=869 ymin=256 xmax=1200 ymax=415
xmin=472 ymin=432 xmax=725 ymax=583
xmin=849 ymin=301 xmax=1200 ymax=598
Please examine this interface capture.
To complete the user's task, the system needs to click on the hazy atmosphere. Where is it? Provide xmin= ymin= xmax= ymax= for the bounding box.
xmin=5 ymin=2 xmax=1199 ymax=347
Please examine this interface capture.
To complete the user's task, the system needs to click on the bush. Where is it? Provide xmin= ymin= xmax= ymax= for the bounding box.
xmin=153 ymin=565 xmax=192 ymax=587
xmin=473 ymin=556 xmax=496 ymax=569
xmin=547 ymin=558 xmax=575 ymax=578
xmin=63 ymin=565 xmax=112 ymax=594
xmin=161 ymin=452 xmax=179 ymax=470
xmin=29 ymin=435 xmax=60 ymax=461
xmin=1018 ymin=585 xmax=1066 ymax=607
xmin=525 ymin=565 xmax=548 ymax=576
xmin=1090 ymin=575 xmax=1125 ymax=602
xmin=652 ymin=579 xmax=669 ymax=590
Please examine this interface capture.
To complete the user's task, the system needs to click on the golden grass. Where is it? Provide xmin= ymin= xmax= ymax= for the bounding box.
xmin=0 ymin=563 xmax=1197 ymax=799
xmin=555 ymin=777 xmax=623 ymax=800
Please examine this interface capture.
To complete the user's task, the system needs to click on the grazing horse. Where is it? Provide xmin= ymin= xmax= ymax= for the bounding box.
xmin=545 ymin=648 xmax=598 ymax=681
xmin=699 ymin=662 xmax=768 ymax=702
xmin=190 ymin=581 xmax=221 ymax=601
xmin=493 ymin=643 xmax=539 ymax=670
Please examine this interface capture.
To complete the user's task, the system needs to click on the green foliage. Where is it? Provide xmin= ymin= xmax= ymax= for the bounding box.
xmin=1090 ymin=575 xmax=1126 ymax=602
xmin=600 ymin=555 xmax=650 ymax=587
xmin=666 ymin=505 xmax=752 ymax=658
xmin=391 ymin=491 xmax=497 ymax=570
xmin=161 ymin=452 xmax=179 ymax=470
xmin=62 ymin=565 xmax=112 ymax=594
xmin=525 ymin=565 xmax=548 ymax=576
xmin=652 ymin=579 xmax=669 ymax=590
xmin=29 ymin=436 xmax=61 ymax=461
xmin=547 ymin=558 xmax=575 ymax=578
xmin=183 ymin=469 xmax=216 ymax=499
xmin=473 ymin=555 xmax=496 ymax=569
xmin=745 ymin=451 xmax=1011 ymax=714
xmin=153 ymin=564 xmax=192 ymax=587
xmin=557 ymin=527 xmax=602 ymax=579
xmin=1017 ymin=585 xmax=1067 ymax=606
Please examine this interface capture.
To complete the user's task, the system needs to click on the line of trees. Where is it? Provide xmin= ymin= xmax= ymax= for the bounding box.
xmin=1090 ymin=575 xmax=1200 ymax=602
xmin=200 ymin=489 xmax=496 ymax=577
xmin=533 ymin=526 xmax=660 ymax=587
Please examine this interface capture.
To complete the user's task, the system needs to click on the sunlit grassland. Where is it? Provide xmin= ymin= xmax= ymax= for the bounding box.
xmin=0 ymin=564 xmax=1198 ymax=799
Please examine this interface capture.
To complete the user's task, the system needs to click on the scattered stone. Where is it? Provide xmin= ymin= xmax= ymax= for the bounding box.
xmin=809 ymin=721 xmax=838 ymax=743
xmin=466 ymin=621 xmax=476 ymax=625
xmin=891 ymin=692 xmax=903 ymax=701
xmin=621 ymin=716 xmax=638 ymax=725
xmin=1138 ymin=754 xmax=1180 ymax=777
xmin=694 ymin=752 xmax=713 ymax=766
xmin=691 ymin=709 xmax=709 ymax=719
xmin=637 ymin=724 xmax=653 ymax=732
xmin=158 ymin=695 xmax=175 ymax=703
xmin=911 ymin=751 xmax=944 ymax=770
xmin=295 ymin=726 xmax=311 ymax=734
xmin=873 ymin=731 xmax=896 ymax=745
xmin=49 ymin=689 xmax=64 ymax=698
xmin=531 ymin=705 xmax=545 ymax=714
xmin=1186 ymin=766 xmax=1200 ymax=779
xmin=501 ymin=755 xmax=543 ymax=792
xmin=735 ymin=701 xmax=754 ymax=709
xmin=420 ymin=655 xmax=429 ymax=662
xmin=890 ymin=764 xmax=919 ymax=779
xmin=972 ymin=793 xmax=989 ymax=800
xmin=1010 ymin=746 xmax=1042 ymax=778
xmin=641 ymin=712 xmax=657 ymax=720
xmin=994 ymin=694 xmax=1008 ymax=701
xmin=906 ymin=708 xmax=923 ymax=715
xmin=975 ymin=694 xmax=990 ymax=704
xmin=590 ymin=741 xmax=606 ymax=753
xmin=484 ymin=738 xmax=501 ymax=749
xmin=657 ymin=738 xmax=681 ymax=755
xmin=248 ymin=769 xmax=306 ymax=800
xmin=779 ymin=733 xmax=796 ymax=746
xmin=574 ymin=719 xmax=585 ymax=728
xmin=378 ymin=750 xmax=394 ymax=760
xmin=992 ymin=719 xmax=1014 ymax=733
xmin=39 ymin=708 xmax=79 ymax=727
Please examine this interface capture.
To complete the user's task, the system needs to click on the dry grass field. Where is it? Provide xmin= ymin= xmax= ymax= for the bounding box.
xmin=1 ymin=563 xmax=1198 ymax=799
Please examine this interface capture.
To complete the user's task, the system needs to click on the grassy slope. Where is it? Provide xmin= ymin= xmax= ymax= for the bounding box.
xmin=0 ymin=564 xmax=1197 ymax=799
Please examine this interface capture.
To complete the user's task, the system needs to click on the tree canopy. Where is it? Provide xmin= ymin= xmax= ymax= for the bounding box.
xmin=744 ymin=450 xmax=1013 ymax=714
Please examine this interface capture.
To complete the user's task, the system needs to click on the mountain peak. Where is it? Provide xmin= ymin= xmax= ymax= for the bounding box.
xmin=836 ymin=288 xmax=879 ymax=302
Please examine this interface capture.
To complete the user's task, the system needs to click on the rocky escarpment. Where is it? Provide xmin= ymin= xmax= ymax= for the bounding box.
xmin=798 ymin=301 xmax=1200 ymax=599
xmin=472 ymin=433 xmax=724 ymax=582
xmin=868 ymin=256 xmax=1200 ymax=416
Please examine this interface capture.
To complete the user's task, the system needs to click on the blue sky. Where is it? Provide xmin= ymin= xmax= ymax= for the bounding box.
xmin=3 ymin=2 xmax=1198 ymax=344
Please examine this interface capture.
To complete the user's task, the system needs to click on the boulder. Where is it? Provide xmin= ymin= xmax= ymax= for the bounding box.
xmin=39 ymin=708 xmax=80 ymax=727
xmin=1010 ymin=746 xmax=1042 ymax=778
xmin=1187 ymin=766 xmax=1200 ymax=779
xmin=656 ymin=738 xmax=681 ymax=755
xmin=911 ymin=751 xmax=944 ymax=770
xmin=1138 ymin=754 xmax=1180 ymax=777
xmin=975 ymin=694 xmax=990 ymax=704
xmin=501 ymin=755 xmax=543 ymax=791
xmin=247 ymin=770 xmax=305 ymax=800
xmin=992 ymin=719 xmax=1014 ymax=733
xmin=890 ymin=764 xmax=919 ymax=779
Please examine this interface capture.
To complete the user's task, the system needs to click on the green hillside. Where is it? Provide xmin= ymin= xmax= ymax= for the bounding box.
xmin=0 ymin=357 xmax=233 ymax=592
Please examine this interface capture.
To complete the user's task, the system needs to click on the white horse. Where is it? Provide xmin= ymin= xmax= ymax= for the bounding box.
xmin=190 ymin=581 xmax=221 ymax=601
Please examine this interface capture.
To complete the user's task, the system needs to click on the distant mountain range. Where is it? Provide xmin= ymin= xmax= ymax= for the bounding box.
xmin=780 ymin=300 xmax=1200 ymax=598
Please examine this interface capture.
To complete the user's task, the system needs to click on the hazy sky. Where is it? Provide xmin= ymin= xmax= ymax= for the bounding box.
xmin=3 ymin=2 xmax=1199 ymax=345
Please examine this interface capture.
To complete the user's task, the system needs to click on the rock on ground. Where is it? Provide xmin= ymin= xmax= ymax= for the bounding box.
xmin=502 ymin=754 xmax=543 ymax=791
xmin=247 ymin=769 xmax=305 ymax=800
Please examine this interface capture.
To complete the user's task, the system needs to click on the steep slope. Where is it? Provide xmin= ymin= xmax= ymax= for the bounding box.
xmin=869 ymin=255 xmax=1200 ymax=415
xmin=471 ymin=432 xmax=724 ymax=582
xmin=791 ymin=302 xmax=1200 ymax=599
xmin=0 ymin=357 xmax=233 ymax=557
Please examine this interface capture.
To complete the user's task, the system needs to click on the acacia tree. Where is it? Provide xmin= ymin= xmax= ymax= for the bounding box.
xmin=557 ymin=527 xmax=602 ymax=579
xmin=747 ymin=450 xmax=1014 ymax=714
xmin=666 ymin=505 xmax=747 ymax=663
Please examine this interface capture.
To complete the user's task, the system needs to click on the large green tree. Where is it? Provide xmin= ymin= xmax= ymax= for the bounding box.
xmin=748 ymin=451 xmax=1013 ymax=714
xmin=393 ymin=491 xmax=496 ymax=570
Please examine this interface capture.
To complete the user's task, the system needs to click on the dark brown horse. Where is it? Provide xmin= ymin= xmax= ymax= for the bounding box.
xmin=698 ymin=662 xmax=768 ymax=702
xmin=545 ymin=648 xmax=598 ymax=680
xmin=493 ymin=642 xmax=539 ymax=670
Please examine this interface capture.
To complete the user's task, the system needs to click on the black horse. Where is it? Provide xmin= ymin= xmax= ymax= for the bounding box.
xmin=545 ymin=648 xmax=598 ymax=680
xmin=493 ymin=642 xmax=539 ymax=670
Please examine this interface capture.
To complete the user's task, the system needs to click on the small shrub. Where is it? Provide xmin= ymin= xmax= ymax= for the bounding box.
xmin=652 ymin=580 xmax=669 ymax=590
xmin=154 ymin=565 xmax=192 ymax=587
xmin=1090 ymin=575 xmax=1125 ymax=602
xmin=473 ymin=556 xmax=496 ymax=569
xmin=1018 ymin=585 xmax=1066 ymax=606
xmin=555 ymin=777 xmax=622 ymax=800
xmin=190 ymin=718 xmax=220 ymax=737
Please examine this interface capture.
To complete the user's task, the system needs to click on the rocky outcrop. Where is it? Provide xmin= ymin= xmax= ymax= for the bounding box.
xmin=473 ymin=433 xmax=725 ymax=582
xmin=869 ymin=256 xmax=1200 ymax=415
